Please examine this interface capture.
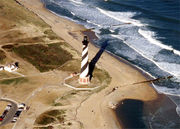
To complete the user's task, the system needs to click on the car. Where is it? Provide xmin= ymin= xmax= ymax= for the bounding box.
xmin=0 ymin=104 xmax=12 ymax=122
xmin=11 ymin=103 xmax=25 ymax=123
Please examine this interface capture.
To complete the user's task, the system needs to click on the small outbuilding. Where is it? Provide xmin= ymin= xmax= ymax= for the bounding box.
xmin=4 ymin=62 xmax=19 ymax=72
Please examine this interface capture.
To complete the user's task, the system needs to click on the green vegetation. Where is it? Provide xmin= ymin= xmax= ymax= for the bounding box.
xmin=0 ymin=29 xmax=46 ymax=44
xmin=58 ymin=59 xmax=80 ymax=72
xmin=93 ymin=68 xmax=111 ymax=84
xmin=57 ymin=116 xmax=65 ymax=123
xmin=35 ymin=114 xmax=55 ymax=125
xmin=46 ymin=110 xmax=65 ymax=117
xmin=52 ymin=102 xmax=63 ymax=106
xmin=60 ymin=91 xmax=78 ymax=100
xmin=0 ymin=0 xmax=48 ymax=27
xmin=44 ymin=29 xmax=60 ymax=40
xmin=0 ymin=77 xmax=28 ymax=85
xmin=92 ymin=68 xmax=111 ymax=92
xmin=12 ymin=43 xmax=72 ymax=72
xmin=2 ymin=30 xmax=23 ymax=39
xmin=35 ymin=110 xmax=66 ymax=125
xmin=34 ymin=126 xmax=54 ymax=129
xmin=0 ymin=50 xmax=6 ymax=62
xmin=14 ymin=36 xmax=45 ymax=43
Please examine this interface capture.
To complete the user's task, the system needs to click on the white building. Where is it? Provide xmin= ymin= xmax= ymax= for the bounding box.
xmin=3 ymin=62 xmax=19 ymax=72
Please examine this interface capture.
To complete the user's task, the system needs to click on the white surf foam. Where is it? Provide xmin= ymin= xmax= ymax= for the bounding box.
xmin=156 ymin=62 xmax=180 ymax=76
xmin=138 ymin=29 xmax=180 ymax=56
xmin=97 ymin=7 xmax=144 ymax=27
xmin=86 ymin=20 xmax=102 ymax=28
xmin=112 ymin=34 xmax=180 ymax=94
xmin=111 ymin=34 xmax=177 ymax=76
xmin=112 ymin=34 xmax=180 ymax=95
xmin=174 ymin=49 xmax=180 ymax=56
xmin=177 ymin=106 xmax=180 ymax=116
xmin=68 ymin=0 xmax=83 ymax=5
xmin=70 ymin=11 xmax=75 ymax=16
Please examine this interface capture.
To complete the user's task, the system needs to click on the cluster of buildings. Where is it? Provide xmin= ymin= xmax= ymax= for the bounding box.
xmin=0 ymin=62 xmax=19 ymax=72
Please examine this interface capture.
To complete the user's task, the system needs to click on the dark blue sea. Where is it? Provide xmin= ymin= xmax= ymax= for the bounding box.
xmin=41 ymin=0 xmax=180 ymax=123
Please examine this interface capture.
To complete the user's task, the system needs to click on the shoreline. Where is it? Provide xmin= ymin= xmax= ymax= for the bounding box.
xmin=16 ymin=0 xmax=179 ymax=129
xmin=39 ymin=0 xmax=155 ymax=82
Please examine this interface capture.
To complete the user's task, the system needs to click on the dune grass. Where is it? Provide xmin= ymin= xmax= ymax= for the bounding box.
xmin=0 ymin=77 xmax=28 ymax=85
xmin=0 ymin=50 xmax=6 ymax=62
xmin=35 ymin=110 xmax=66 ymax=125
xmin=35 ymin=114 xmax=55 ymax=125
xmin=44 ymin=29 xmax=60 ymax=40
xmin=12 ymin=43 xmax=72 ymax=72
xmin=0 ymin=0 xmax=48 ymax=27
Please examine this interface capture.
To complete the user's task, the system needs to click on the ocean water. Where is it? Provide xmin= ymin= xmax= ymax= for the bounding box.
xmin=41 ymin=0 xmax=180 ymax=116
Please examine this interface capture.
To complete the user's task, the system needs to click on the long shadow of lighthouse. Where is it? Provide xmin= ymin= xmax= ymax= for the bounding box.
xmin=88 ymin=40 xmax=109 ymax=80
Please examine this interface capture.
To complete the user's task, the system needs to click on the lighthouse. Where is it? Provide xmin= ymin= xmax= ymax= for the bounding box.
xmin=79 ymin=36 xmax=90 ymax=84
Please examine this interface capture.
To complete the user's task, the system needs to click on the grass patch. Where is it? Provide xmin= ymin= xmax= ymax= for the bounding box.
xmin=35 ymin=110 xmax=66 ymax=125
xmin=45 ymin=110 xmax=65 ymax=117
xmin=0 ymin=0 xmax=48 ymax=27
xmin=60 ymin=91 xmax=78 ymax=100
xmin=35 ymin=114 xmax=55 ymax=125
xmin=52 ymin=102 xmax=63 ymax=106
xmin=12 ymin=43 xmax=72 ymax=72
xmin=2 ymin=30 xmax=23 ymax=39
xmin=58 ymin=59 xmax=80 ymax=72
xmin=92 ymin=68 xmax=111 ymax=92
xmin=45 ymin=110 xmax=66 ymax=123
xmin=44 ymin=29 xmax=60 ymax=40
xmin=93 ymin=68 xmax=111 ymax=84
xmin=33 ymin=127 xmax=53 ymax=129
xmin=0 ymin=50 xmax=6 ymax=62
xmin=14 ymin=36 xmax=45 ymax=43
xmin=57 ymin=116 xmax=65 ymax=123
xmin=0 ymin=77 xmax=28 ymax=85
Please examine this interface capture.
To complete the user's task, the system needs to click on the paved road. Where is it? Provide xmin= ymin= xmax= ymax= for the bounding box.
xmin=0 ymin=98 xmax=18 ymax=127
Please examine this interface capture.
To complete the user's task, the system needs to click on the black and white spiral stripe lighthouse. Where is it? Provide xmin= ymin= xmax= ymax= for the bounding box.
xmin=79 ymin=36 xmax=90 ymax=84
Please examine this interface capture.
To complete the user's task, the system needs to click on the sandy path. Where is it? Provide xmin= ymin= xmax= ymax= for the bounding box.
xmin=16 ymin=0 xmax=159 ymax=129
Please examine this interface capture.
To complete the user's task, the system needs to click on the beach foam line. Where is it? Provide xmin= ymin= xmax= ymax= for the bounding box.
xmin=96 ymin=7 xmax=144 ymax=27
xmin=104 ymin=36 xmax=180 ymax=97
xmin=70 ymin=11 xmax=75 ymax=16
xmin=86 ymin=20 xmax=102 ymax=28
xmin=101 ymin=42 xmax=157 ymax=80
xmin=138 ymin=29 xmax=180 ymax=56
xmin=69 ymin=0 xmax=83 ymax=5
xmin=111 ymin=34 xmax=177 ymax=77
